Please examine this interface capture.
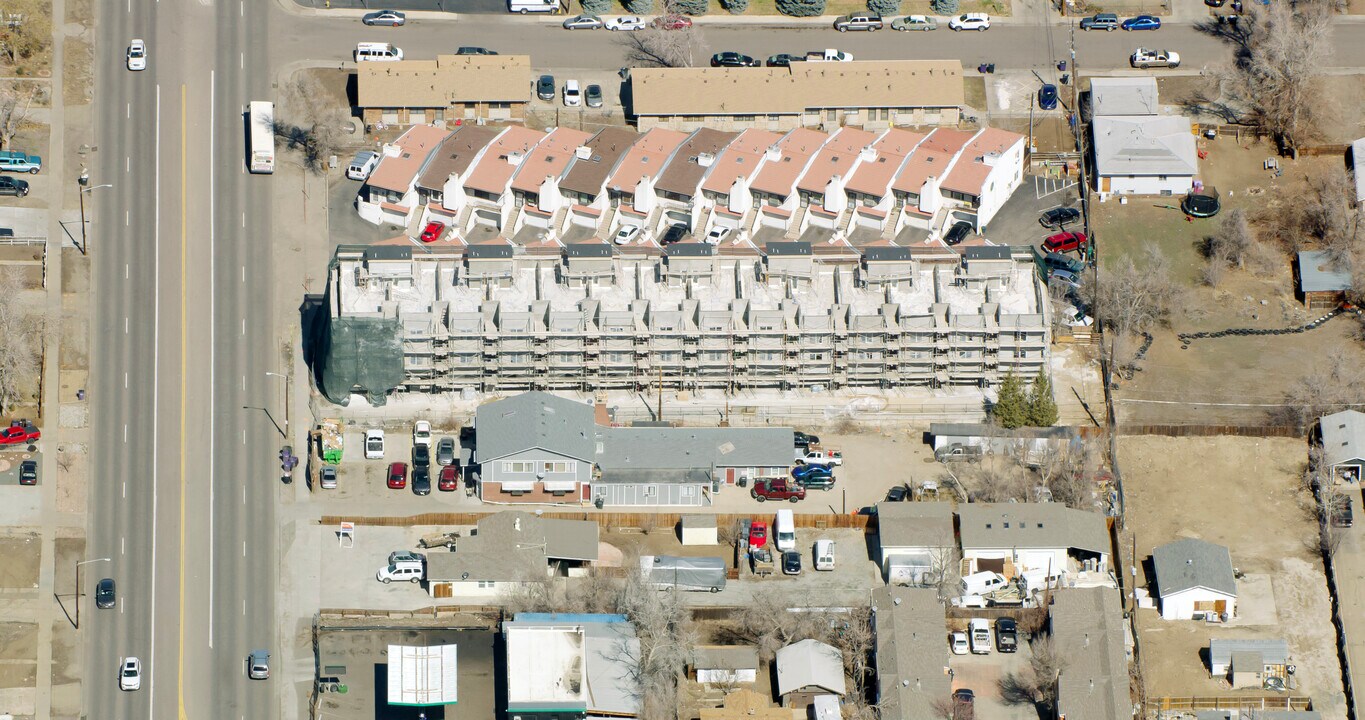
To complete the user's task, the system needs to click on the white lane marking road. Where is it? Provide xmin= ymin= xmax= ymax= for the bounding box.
xmin=208 ymin=68 xmax=217 ymax=651
xmin=148 ymin=81 xmax=161 ymax=719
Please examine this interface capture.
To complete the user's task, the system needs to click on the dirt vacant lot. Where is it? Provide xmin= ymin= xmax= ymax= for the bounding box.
xmin=1121 ymin=436 xmax=1346 ymax=719
xmin=0 ymin=535 xmax=41 ymax=589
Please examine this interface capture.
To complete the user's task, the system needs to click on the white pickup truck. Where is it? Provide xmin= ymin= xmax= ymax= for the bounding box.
xmin=806 ymin=48 xmax=854 ymax=62
xmin=1130 ymin=48 xmax=1180 ymax=68
xmin=796 ymin=449 xmax=843 ymax=466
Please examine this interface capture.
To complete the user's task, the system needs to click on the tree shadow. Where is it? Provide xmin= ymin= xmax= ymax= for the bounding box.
xmin=996 ymin=672 xmax=1036 ymax=706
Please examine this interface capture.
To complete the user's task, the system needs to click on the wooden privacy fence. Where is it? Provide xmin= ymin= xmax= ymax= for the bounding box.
xmin=319 ymin=511 xmax=875 ymax=531
xmin=1117 ymin=424 xmax=1303 ymax=438
xmin=1145 ymin=696 xmax=1312 ymax=713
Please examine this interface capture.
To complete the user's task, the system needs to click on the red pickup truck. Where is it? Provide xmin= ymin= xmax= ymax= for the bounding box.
xmin=0 ymin=420 xmax=40 ymax=445
xmin=751 ymin=478 xmax=806 ymax=503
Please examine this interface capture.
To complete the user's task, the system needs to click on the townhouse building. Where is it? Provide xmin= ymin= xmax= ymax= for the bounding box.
xmin=792 ymin=127 xmax=879 ymax=246
xmin=747 ymin=128 xmax=830 ymax=247
xmin=650 ymin=127 xmax=738 ymax=239
xmin=558 ymin=127 xmax=640 ymax=244
xmin=697 ymin=129 xmax=781 ymax=241
xmin=506 ymin=126 xmax=594 ymax=246
xmin=356 ymin=124 xmax=451 ymax=226
xmin=413 ymin=125 xmax=504 ymax=232
xmin=458 ymin=125 xmax=545 ymax=242
xmin=603 ymin=128 xmax=690 ymax=247
xmin=841 ymin=129 xmax=924 ymax=247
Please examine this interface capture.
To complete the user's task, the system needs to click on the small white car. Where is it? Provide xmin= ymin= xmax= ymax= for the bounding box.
xmin=120 ymin=657 xmax=142 ymax=691
xmin=247 ymin=650 xmax=270 ymax=680
xmin=563 ymin=79 xmax=582 ymax=107
xmin=613 ymin=225 xmax=641 ymax=245
xmin=604 ymin=15 xmax=646 ymax=31
xmin=413 ymin=421 xmax=432 ymax=447
xmin=705 ymin=226 xmax=733 ymax=245
xmin=126 ymin=40 xmax=147 ymax=71
xmin=950 ymin=632 xmax=969 ymax=655
xmin=364 ymin=429 xmax=385 ymax=460
xmin=948 ymin=12 xmax=991 ymax=31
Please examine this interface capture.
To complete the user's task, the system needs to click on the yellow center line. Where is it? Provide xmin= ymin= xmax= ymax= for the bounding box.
xmin=178 ymin=82 xmax=189 ymax=720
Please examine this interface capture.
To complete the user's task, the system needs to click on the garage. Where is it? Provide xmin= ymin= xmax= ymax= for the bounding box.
xmin=474 ymin=208 xmax=500 ymax=228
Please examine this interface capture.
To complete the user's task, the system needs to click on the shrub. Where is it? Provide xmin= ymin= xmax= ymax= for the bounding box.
xmin=581 ymin=0 xmax=613 ymax=12
xmin=930 ymin=0 xmax=958 ymax=14
xmin=672 ymin=0 xmax=710 ymax=12
xmin=624 ymin=0 xmax=655 ymax=12
xmin=867 ymin=0 xmax=900 ymax=15
xmin=722 ymin=0 xmax=749 ymax=13
xmin=776 ymin=0 xmax=825 ymax=17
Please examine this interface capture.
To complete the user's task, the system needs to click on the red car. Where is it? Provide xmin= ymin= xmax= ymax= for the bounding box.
xmin=438 ymin=465 xmax=460 ymax=492
xmin=1042 ymin=231 xmax=1087 ymax=254
xmin=387 ymin=462 xmax=408 ymax=490
xmin=748 ymin=520 xmax=768 ymax=548
xmin=750 ymin=478 xmax=806 ymax=502
xmin=652 ymin=13 xmax=692 ymax=29
xmin=0 ymin=420 xmax=39 ymax=445
xmin=419 ymin=221 xmax=445 ymax=244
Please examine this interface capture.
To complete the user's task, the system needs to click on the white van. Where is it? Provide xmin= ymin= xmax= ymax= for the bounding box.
xmin=355 ymin=42 xmax=404 ymax=62
xmin=1019 ymin=568 xmax=1065 ymax=594
xmin=969 ymin=618 xmax=992 ymax=654
xmin=814 ymin=539 xmax=834 ymax=571
xmin=960 ymin=571 xmax=1008 ymax=597
xmin=774 ymin=509 xmax=796 ymax=551
xmin=507 ymin=0 xmax=560 ymax=13
xmin=347 ymin=151 xmax=380 ymax=181
xmin=562 ymin=79 xmax=581 ymax=107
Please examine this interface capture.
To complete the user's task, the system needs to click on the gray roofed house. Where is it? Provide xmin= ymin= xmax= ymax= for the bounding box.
xmin=654 ymin=128 xmax=739 ymax=200
xmin=1151 ymin=538 xmax=1237 ymax=620
xmin=1297 ymin=250 xmax=1352 ymax=308
xmin=1320 ymin=410 xmax=1365 ymax=481
xmin=474 ymin=392 xmax=599 ymax=500
xmin=693 ymin=645 xmax=760 ymax=685
xmin=425 ymin=511 xmax=600 ymax=597
xmin=872 ymin=587 xmax=951 ymax=720
xmin=560 ymin=127 xmax=640 ymax=200
xmin=875 ymin=502 xmax=954 ymax=585
xmin=1092 ymin=115 xmax=1197 ymax=197
xmin=775 ymin=639 xmax=845 ymax=700
xmin=959 ymin=503 xmax=1110 ymax=557
xmin=1051 ymin=588 xmax=1130 ymax=720
xmin=593 ymin=427 xmax=794 ymax=507
xmin=1089 ymin=77 xmax=1160 ymax=118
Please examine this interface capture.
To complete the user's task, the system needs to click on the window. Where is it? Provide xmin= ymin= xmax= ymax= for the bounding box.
xmin=826 ymin=109 xmax=837 ymax=121
xmin=542 ymin=461 xmax=575 ymax=473
xmin=643 ymin=486 xmax=657 ymax=498
xmin=737 ymin=115 xmax=756 ymax=123
xmin=504 ymin=461 xmax=535 ymax=473
xmin=880 ymin=108 xmax=890 ymax=120
xmin=477 ymin=580 xmax=496 ymax=589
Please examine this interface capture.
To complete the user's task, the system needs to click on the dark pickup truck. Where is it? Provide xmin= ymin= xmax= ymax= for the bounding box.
xmin=751 ymin=478 xmax=807 ymax=503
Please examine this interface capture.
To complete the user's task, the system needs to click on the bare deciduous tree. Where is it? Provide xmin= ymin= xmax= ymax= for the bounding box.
xmin=927 ymin=544 xmax=963 ymax=600
xmin=0 ymin=267 xmax=42 ymax=414
xmin=999 ymin=635 xmax=1066 ymax=712
xmin=1195 ymin=0 xmax=1334 ymax=157
xmin=616 ymin=26 xmax=708 ymax=68
xmin=1204 ymin=208 xmax=1276 ymax=275
xmin=276 ymin=74 xmax=352 ymax=174
xmin=0 ymin=0 xmax=52 ymax=68
xmin=0 ymin=83 xmax=37 ymax=150
xmin=1080 ymin=243 xmax=1184 ymax=367
xmin=1273 ymin=347 xmax=1365 ymax=427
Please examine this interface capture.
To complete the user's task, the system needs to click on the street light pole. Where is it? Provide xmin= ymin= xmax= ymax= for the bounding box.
xmin=74 ymin=557 xmax=110 ymax=629
xmin=265 ymin=371 xmax=291 ymax=438
xmin=78 ymin=181 xmax=114 ymax=256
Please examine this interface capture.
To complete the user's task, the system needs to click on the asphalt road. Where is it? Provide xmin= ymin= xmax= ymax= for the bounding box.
xmin=88 ymin=0 xmax=277 ymax=717
xmin=273 ymin=11 xmax=1365 ymax=72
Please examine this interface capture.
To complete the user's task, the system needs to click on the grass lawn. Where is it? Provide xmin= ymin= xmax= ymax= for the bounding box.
xmin=963 ymin=76 xmax=986 ymax=112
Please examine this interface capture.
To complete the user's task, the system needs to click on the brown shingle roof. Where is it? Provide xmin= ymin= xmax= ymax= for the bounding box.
xmin=606 ymin=128 xmax=689 ymax=197
xmin=751 ymin=128 xmax=829 ymax=198
xmin=796 ymin=127 xmax=878 ymax=195
xmin=365 ymin=125 xmax=452 ymax=194
xmin=941 ymin=127 xmax=1024 ymax=196
xmin=356 ymin=54 xmax=532 ymax=108
xmin=510 ymin=126 xmax=594 ymax=195
xmin=415 ymin=125 xmax=504 ymax=192
xmin=699 ymin=129 xmax=781 ymax=196
xmin=465 ymin=126 xmax=546 ymax=195
xmin=655 ymin=128 xmax=738 ymax=199
xmin=560 ymin=127 xmax=640 ymax=198
xmin=846 ymin=128 xmax=925 ymax=197
xmin=630 ymin=60 xmax=963 ymax=116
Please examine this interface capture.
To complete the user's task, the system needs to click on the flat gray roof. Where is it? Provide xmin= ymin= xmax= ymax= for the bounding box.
xmin=875 ymin=502 xmax=954 ymax=549
xmin=474 ymin=392 xmax=597 ymax=464
xmin=1089 ymin=76 xmax=1160 ymax=117
xmin=426 ymin=511 xmax=599 ymax=582
xmin=1093 ymin=115 xmax=1198 ymax=177
xmin=873 ymin=587 xmax=950 ymax=720
xmin=597 ymin=427 xmax=793 ymax=474
xmin=1153 ymin=538 xmax=1236 ymax=598
xmin=958 ymin=503 xmax=1110 ymax=555
xmin=694 ymin=645 xmax=759 ymax=670
xmin=1209 ymin=638 xmax=1289 ymax=667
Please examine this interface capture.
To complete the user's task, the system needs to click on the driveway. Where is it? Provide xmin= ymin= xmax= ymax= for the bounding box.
xmin=983 ymin=174 xmax=1081 ymax=247
xmin=950 ymin=633 xmax=1039 ymax=720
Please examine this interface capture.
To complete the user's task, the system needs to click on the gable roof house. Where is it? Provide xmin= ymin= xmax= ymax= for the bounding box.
xmin=775 ymin=639 xmax=845 ymax=705
xmin=842 ymin=129 xmax=925 ymax=243
xmin=425 ymin=511 xmax=600 ymax=597
xmin=604 ymin=128 xmax=691 ymax=241
xmin=875 ymin=501 xmax=955 ymax=585
xmin=958 ymin=503 xmax=1112 ymax=583
xmin=938 ymin=127 xmax=1027 ymax=233
xmin=1051 ymin=588 xmax=1131 ymax=720
xmin=558 ymin=127 xmax=641 ymax=242
xmin=650 ymin=128 xmax=738 ymax=238
xmin=629 ymin=60 xmax=964 ymax=133
xmin=459 ymin=125 xmax=546 ymax=242
xmin=1152 ymin=538 xmax=1237 ymax=620
xmin=504 ymin=613 xmax=641 ymax=719
xmin=356 ymin=54 xmax=531 ymax=128
xmin=749 ymin=128 xmax=831 ymax=243
xmin=890 ymin=127 xmax=973 ymax=236
xmin=593 ymin=427 xmax=794 ymax=507
xmin=413 ymin=125 xmax=504 ymax=232
xmin=1320 ymin=410 xmax=1365 ymax=482
xmin=872 ymin=587 xmax=951 ymax=720
xmin=1091 ymin=115 xmax=1197 ymax=198
xmin=698 ymin=129 xmax=783 ymax=236
xmin=506 ymin=126 xmax=594 ymax=246
xmin=473 ymin=391 xmax=599 ymax=502
xmin=792 ymin=127 xmax=880 ymax=244
xmin=691 ymin=646 xmax=760 ymax=685
xmin=356 ymin=124 xmax=452 ymax=227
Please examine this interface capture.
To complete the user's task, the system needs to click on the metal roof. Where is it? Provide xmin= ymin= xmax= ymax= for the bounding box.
xmin=1297 ymin=250 xmax=1352 ymax=293
xmin=1092 ymin=115 xmax=1198 ymax=177
xmin=958 ymin=503 xmax=1110 ymax=554
xmin=504 ymin=616 xmax=640 ymax=717
xmin=386 ymin=644 xmax=458 ymax=707
xmin=1209 ymin=638 xmax=1289 ymax=667
xmin=597 ymin=427 xmax=794 ymax=474
xmin=474 ymin=392 xmax=597 ymax=463
xmin=1321 ymin=409 xmax=1365 ymax=467
xmin=775 ymin=639 xmax=845 ymax=697
xmin=1052 ymin=589 xmax=1129 ymax=720
xmin=873 ymin=587 xmax=951 ymax=720
xmin=1152 ymin=538 xmax=1236 ymax=598
xmin=875 ymin=502 xmax=954 ymax=549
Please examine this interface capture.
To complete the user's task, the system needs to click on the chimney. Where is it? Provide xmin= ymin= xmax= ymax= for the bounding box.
xmin=859 ymin=145 xmax=877 ymax=163
xmin=575 ymin=145 xmax=592 ymax=159
xmin=765 ymin=144 xmax=782 ymax=162
xmin=506 ymin=150 xmax=525 ymax=166
xmin=697 ymin=152 xmax=715 ymax=167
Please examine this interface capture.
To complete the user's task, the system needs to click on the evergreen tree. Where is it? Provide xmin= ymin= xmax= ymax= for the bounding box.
xmin=992 ymin=372 xmax=1028 ymax=429
xmin=867 ymin=0 xmax=900 ymax=16
xmin=673 ymin=0 xmax=710 ymax=13
xmin=581 ymin=0 xmax=613 ymax=13
xmin=722 ymin=0 xmax=749 ymax=12
xmin=1026 ymin=369 xmax=1059 ymax=427
xmin=930 ymin=0 xmax=958 ymax=14
xmin=776 ymin=0 xmax=825 ymax=18
xmin=624 ymin=0 xmax=655 ymax=13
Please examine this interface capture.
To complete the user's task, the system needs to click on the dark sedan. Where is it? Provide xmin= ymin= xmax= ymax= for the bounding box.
xmin=96 ymin=578 xmax=116 ymax=609
xmin=361 ymin=9 xmax=406 ymax=26
xmin=767 ymin=53 xmax=803 ymax=67
xmin=1037 ymin=83 xmax=1058 ymax=110
xmin=782 ymin=551 xmax=802 ymax=575
xmin=712 ymin=52 xmax=759 ymax=68
xmin=412 ymin=467 xmax=431 ymax=496
xmin=536 ymin=74 xmax=556 ymax=101
xmin=943 ymin=221 xmax=973 ymax=246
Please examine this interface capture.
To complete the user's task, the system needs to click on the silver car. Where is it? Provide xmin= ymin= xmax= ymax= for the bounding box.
xmin=361 ymin=10 xmax=406 ymax=26
xmin=248 ymin=650 xmax=270 ymax=680
xmin=562 ymin=14 xmax=603 ymax=29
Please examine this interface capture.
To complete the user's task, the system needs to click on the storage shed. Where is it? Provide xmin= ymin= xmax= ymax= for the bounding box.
xmin=1209 ymin=638 xmax=1289 ymax=685
xmin=680 ymin=515 xmax=719 ymax=546
xmin=1296 ymin=250 xmax=1352 ymax=309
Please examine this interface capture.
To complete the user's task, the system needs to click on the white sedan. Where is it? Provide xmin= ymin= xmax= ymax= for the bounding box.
xmin=120 ymin=657 xmax=142 ymax=691
xmin=705 ymin=226 xmax=733 ymax=245
xmin=948 ymin=12 xmax=991 ymax=30
xmin=126 ymin=39 xmax=147 ymax=71
xmin=613 ymin=225 xmax=642 ymax=245
xmin=604 ymin=15 xmax=646 ymax=31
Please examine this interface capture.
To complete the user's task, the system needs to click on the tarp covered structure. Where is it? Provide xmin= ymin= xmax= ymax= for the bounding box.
xmin=317 ymin=315 xmax=403 ymax=406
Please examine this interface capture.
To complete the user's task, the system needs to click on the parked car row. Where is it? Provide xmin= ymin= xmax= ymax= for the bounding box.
xmin=950 ymin=617 xmax=1019 ymax=655
xmin=534 ymin=74 xmax=606 ymax=108
xmin=1078 ymin=12 xmax=1163 ymax=30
